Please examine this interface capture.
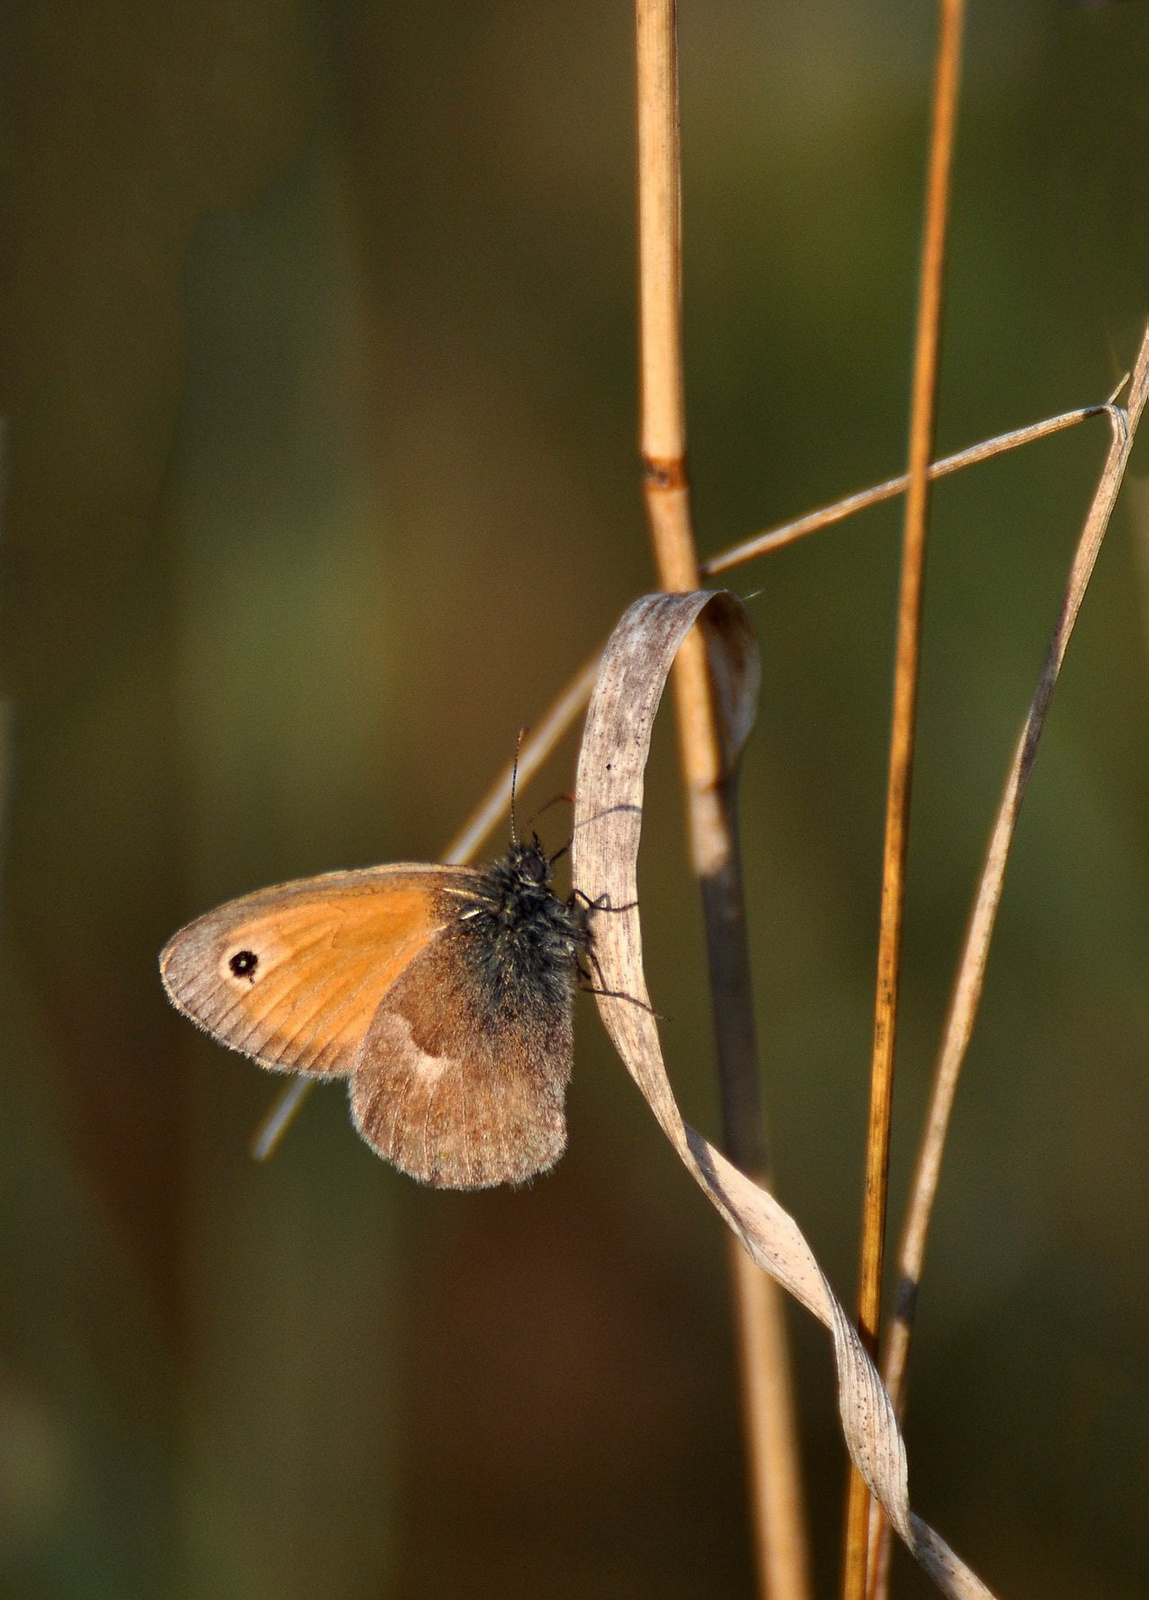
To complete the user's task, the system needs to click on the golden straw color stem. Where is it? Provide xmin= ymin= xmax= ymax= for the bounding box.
xmin=843 ymin=4 xmax=965 ymax=1598
xmin=635 ymin=5 xmax=810 ymax=1598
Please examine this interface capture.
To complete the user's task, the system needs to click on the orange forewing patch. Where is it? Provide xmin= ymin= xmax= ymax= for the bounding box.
xmin=160 ymin=866 xmax=462 ymax=1077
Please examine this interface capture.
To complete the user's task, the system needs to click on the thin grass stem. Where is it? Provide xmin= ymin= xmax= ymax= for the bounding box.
xmin=701 ymin=404 xmax=1108 ymax=577
xmin=844 ymin=4 xmax=965 ymax=1595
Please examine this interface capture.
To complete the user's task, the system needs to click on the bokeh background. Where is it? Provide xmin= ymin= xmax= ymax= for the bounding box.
xmin=2 ymin=3 xmax=1148 ymax=1596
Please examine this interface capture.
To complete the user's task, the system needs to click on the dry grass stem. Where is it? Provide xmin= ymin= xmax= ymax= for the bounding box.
xmin=729 ymin=1240 xmax=815 ymax=1596
xmin=635 ymin=4 xmax=809 ymax=1594
xmin=868 ymin=325 xmax=1149 ymax=1598
xmin=845 ymin=4 xmax=965 ymax=1592
xmin=250 ymin=1073 xmax=313 ymax=1161
xmin=635 ymin=0 xmax=685 ymax=469
xmin=701 ymin=402 xmax=1110 ymax=577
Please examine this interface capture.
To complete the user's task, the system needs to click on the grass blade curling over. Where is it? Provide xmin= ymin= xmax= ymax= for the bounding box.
xmin=571 ymin=590 xmax=995 ymax=1600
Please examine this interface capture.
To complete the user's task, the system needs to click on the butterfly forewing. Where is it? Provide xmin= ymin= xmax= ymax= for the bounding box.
xmin=159 ymin=866 xmax=462 ymax=1076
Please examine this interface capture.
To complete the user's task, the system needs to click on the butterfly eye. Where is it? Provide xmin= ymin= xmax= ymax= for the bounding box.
xmin=228 ymin=949 xmax=259 ymax=981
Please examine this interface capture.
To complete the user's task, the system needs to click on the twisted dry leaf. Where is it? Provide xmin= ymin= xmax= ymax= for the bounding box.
xmin=571 ymin=591 xmax=995 ymax=1600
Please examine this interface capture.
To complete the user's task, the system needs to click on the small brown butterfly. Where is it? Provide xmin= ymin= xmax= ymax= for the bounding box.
xmin=159 ymin=839 xmax=588 ymax=1189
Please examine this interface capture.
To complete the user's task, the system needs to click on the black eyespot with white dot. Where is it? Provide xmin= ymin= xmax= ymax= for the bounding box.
xmin=229 ymin=949 xmax=259 ymax=981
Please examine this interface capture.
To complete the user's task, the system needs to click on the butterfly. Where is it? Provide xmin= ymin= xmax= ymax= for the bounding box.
xmin=159 ymin=837 xmax=589 ymax=1189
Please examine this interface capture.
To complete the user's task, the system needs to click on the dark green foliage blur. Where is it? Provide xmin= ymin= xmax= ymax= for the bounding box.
xmin=1 ymin=3 xmax=1147 ymax=1596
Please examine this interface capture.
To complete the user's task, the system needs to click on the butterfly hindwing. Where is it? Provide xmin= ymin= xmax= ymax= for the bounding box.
xmin=350 ymin=918 xmax=573 ymax=1189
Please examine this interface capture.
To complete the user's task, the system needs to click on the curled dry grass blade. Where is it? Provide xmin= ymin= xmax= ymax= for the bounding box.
xmin=571 ymin=590 xmax=995 ymax=1600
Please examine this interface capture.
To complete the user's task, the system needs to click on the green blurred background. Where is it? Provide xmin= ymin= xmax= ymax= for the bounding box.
xmin=2 ymin=3 xmax=1147 ymax=1596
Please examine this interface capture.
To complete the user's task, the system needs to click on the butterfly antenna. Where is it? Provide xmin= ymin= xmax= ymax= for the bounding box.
xmin=510 ymin=726 xmax=528 ymax=845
